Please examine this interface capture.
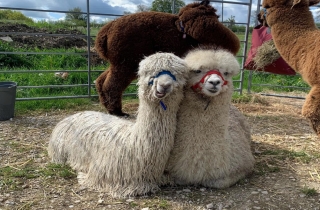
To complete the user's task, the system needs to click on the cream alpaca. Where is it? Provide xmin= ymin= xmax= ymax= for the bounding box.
xmin=166 ymin=49 xmax=254 ymax=188
xmin=260 ymin=0 xmax=320 ymax=136
xmin=48 ymin=52 xmax=189 ymax=198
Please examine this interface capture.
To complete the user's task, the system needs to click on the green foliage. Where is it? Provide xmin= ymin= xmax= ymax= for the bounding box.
xmin=43 ymin=163 xmax=76 ymax=179
xmin=65 ymin=7 xmax=87 ymax=26
xmin=225 ymin=15 xmax=236 ymax=30
xmin=151 ymin=0 xmax=185 ymax=14
xmin=0 ymin=41 xmax=32 ymax=68
xmin=0 ymin=9 xmax=33 ymax=23
xmin=136 ymin=4 xmax=151 ymax=12
xmin=301 ymin=186 xmax=318 ymax=196
xmin=234 ymin=71 xmax=309 ymax=94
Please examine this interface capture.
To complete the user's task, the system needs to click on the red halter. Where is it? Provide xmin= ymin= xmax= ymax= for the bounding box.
xmin=191 ymin=70 xmax=228 ymax=92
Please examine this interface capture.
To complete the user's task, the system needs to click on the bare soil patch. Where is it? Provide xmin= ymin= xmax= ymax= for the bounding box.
xmin=1 ymin=95 xmax=320 ymax=210
xmin=0 ymin=22 xmax=105 ymax=66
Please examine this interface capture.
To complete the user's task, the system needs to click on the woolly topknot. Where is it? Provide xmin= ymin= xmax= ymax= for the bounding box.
xmin=184 ymin=49 xmax=240 ymax=76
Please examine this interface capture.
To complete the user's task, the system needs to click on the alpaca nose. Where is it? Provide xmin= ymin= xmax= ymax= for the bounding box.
xmin=160 ymin=83 xmax=172 ymax=92
xmin=209 ymin=80 xmax=221 ymax=86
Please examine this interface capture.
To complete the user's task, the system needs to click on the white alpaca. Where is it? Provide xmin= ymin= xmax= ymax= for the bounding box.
xmin=48 ymin=52 xmax=189 ymax=197
xmin=166 ymin=49 xmax=254 ymax=188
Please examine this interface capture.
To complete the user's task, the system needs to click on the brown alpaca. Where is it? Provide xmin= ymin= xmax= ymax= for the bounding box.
xmin=95 ymin=0 xmax=240 ymax=116
xmin=260 ymin=0 xmax=320 ymax=137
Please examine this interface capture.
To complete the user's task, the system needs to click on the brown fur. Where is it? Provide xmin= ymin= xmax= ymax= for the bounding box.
xmin=260 ymin=0 xmax=320 ymax=136
xmin=95 ymin=0 xmax=240 ymax=116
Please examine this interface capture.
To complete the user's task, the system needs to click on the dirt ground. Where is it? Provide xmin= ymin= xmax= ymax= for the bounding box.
xmin=1 ymin=94 xmax=320 ymax=210
xmin=0 ymin=22 xmax=104 ymax=66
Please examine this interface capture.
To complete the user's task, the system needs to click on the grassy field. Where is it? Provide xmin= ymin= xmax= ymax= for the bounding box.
xmin=0 ymin=21 xmax=310 ymax=113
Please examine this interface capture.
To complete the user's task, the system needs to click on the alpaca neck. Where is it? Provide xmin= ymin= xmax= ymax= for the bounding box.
xmin=269 ymin=8 xmax=318 ymax=70
xmin=182 ymin=86 xmax=232 ymax=141
xmin=130 ymin=90 xmax=182 ymax=176
xmin=134 ymin=95 xmax=180 ymax=134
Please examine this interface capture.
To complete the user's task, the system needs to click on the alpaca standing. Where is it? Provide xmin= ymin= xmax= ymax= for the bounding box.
xmin=260 ymin=0 xmax=320 ymax=136
xmin=166 ymin=49 xmax=254 ymax=188
xmin=95 ymin=0 xmax=240 ymax=116
xmin=48 ymin=52 xmax=189 ymax=197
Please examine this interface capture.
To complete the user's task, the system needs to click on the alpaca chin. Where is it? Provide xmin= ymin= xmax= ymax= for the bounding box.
xmin=202 ymin=85 xmax=228 ymax=97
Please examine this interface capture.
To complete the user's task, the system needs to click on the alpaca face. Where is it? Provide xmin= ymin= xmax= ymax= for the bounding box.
xmin=150 ymin=73 xmax=177 ymax=99
xmin=190 ymin=69 xmax=229 ymax=97
xmin=184 ymin=49 xmax=240 ymax=97
xmin=137 ymin=52 xmax=189 ymax=101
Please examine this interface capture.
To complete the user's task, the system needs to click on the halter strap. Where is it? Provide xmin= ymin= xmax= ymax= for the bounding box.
xmin=148 ymin=70 xmax=176 ymax=86
xmin=179 ymin=21 xmax=187 ymax=39
xmin=262 ymin=8 xmax=267 ymax=18
xmin=191 ymin=70 xmax=228 ymax=92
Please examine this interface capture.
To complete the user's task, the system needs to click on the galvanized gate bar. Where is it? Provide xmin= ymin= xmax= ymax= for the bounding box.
xmin=0 ymin=0 xmax=252 ymax=101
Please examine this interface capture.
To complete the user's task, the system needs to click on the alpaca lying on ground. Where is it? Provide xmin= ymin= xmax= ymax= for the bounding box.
xmin=260 ymin=0 xmax=320 ymax=136
xmin=166 ymin=49 xmax=255 ymax=188
xmin=48 ymin=53 xmax=189 ymax=198
xmin=95 ymin=0 xmax=240 ymax=116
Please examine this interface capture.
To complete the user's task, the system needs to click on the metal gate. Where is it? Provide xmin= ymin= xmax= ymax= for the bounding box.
xmin=0 ymin=0 xmax=252 ymax=102
xmin=246 ymin=0 xmax=320 ymax=100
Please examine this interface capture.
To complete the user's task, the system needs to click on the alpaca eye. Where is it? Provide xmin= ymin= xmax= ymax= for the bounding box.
xmin=224 ymin=72 xmax=229 ymax=76
xmin=193 ymin=70 xmax=202 ymax=73
xmin=148 ymin=77 xmax=155 ymax=85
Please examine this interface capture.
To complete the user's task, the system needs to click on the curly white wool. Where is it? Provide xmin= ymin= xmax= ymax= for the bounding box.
xmin=166 ymin=49 xmax=255 ymax=188
xmin=48 ymin=52 xmax=189 ymax=198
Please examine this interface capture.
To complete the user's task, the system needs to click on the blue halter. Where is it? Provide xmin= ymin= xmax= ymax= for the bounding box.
xmin=147 ymin=70 xmax=177 ymax=111
xmin=262 ymin=8 xmax=267 ymax=18
xmin=148 ymin=70 xmax=177 ymax=86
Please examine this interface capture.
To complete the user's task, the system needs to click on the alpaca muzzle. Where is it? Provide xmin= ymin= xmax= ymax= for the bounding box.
xmin=191 ymin=70 xmax=227 ymax=92
xmin=148 ymin=70 xmax=177 ymax=111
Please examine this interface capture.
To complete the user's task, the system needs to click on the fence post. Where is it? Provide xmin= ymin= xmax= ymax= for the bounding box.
xmin=86 ymin=0 xmax=92 ymax=98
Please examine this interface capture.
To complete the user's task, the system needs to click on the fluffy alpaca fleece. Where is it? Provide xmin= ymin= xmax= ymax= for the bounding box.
xmin=260 ymin=0 xmax=320 ymax=136
xmin=95 ymin=0 xmax=240 ymax=116
xmin=48 ymin=52 xmax=189 ymax=198
xmin=165 ymin=49 xmax=255 ymax=188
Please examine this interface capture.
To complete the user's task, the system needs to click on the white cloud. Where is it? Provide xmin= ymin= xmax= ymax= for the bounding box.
xmin=102 ymin=0 xmax=139 ymax=12
xmin=1 ymin=0 xmax=318 ymax=24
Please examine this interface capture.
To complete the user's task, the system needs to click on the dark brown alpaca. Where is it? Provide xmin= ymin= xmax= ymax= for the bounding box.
xmin=95 ymin=0 xmax=240 ymax=116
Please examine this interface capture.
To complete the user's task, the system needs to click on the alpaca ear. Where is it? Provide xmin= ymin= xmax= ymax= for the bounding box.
xmin=292 ymin=0 xmax=301 ymax=7
xmin=309 ymin=0 xmax=320 ymax=6
xmin=200 ymin=0 xmax=210 ymax=6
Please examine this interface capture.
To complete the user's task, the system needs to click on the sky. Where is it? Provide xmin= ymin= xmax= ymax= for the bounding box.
xmin=0 ymin=0 xmax=319 ymax=24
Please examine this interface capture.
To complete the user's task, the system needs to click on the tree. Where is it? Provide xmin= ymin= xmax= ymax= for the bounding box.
xmin=123 ymin=11 xmax=132 ymax=15
xmin=137 ymin=4 xmax=151 ymax=12
xmin=250 ymin=10 xmax=259 ymax=26
xmin=225 ymin=15 xmax=236 ymax=30
xmin=123 ymin=4 xmax=151 ymax=15
xmin=151 ymin=0 xmax=185 ymax=14
xmin=65 ymin=7 xmax=87 ymax=26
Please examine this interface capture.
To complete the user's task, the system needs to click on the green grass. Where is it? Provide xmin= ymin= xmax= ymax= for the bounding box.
xmin=254 ymin=162 xmax=280 ymax=176
xmin=301 ymin=186 xmax=318 ymax=196
xmin=0 ymin=163 xmax=76 ymax=190
xmin=261 ymin=149 xmax=313 ymax=163
xmin=0 ymin=22 xmax=309 ymax=112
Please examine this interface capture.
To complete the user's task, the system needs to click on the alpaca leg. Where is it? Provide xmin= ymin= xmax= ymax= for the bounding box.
xmin=204 ymin=171 xmax=249 ymax=189
xmin=302 ymin=85 xmax=320 ymax=137
xmin=95 ymin=69 xmax=110 ymax=110
xmin=95 ymin=65 xmax=137 ymax=116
